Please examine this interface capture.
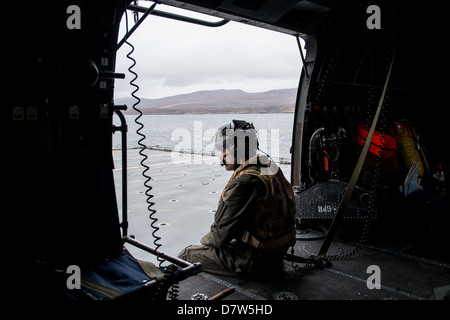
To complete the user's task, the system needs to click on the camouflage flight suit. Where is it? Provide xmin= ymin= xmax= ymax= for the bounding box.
xmin=177 ymin=155 xmax=296 ymax=277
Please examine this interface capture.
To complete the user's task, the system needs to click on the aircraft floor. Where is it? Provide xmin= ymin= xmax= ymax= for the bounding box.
xmin=112 ymin=149 xmax=450 ymax=300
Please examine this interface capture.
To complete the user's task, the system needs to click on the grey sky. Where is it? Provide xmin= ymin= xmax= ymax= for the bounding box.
xmin=114 ymin=2 xmax=303 ymax=100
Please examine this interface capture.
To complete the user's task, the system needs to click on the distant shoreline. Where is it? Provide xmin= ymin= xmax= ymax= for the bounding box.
xmin=115 ymin=88 xmax=297 ymax=115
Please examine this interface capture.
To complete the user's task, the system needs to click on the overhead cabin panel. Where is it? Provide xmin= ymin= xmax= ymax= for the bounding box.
xmin=157 ymin=0 xmax=337 ymax=35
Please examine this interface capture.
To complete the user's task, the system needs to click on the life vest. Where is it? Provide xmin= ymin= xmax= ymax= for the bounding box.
xmin=221 ymin=156 xmax=296 ymax=252
xmin=389 ymin=120 xmax=427 ymax=176
xmin=356 ymin=124 xmax=398 ymax=158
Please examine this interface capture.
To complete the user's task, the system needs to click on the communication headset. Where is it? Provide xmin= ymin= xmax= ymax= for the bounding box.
xmin=215 ymin=120 xmax=259 ymax=167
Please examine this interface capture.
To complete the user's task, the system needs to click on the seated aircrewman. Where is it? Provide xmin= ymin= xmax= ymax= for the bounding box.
xmin=178 ymin=120 xmax=296 ymax=277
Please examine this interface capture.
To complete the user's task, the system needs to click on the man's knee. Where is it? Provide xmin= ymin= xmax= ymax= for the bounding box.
xmin=177 ymin=245 xmax=238 ymax=277
xmin=177 ymin=245 xmax=209 ymax=262
xmin=177 ymin=245 xmax=190 ymax=260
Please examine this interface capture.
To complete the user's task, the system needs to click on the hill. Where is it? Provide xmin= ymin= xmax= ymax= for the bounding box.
xmin=114 ymin=88 xmax=297 ymax=114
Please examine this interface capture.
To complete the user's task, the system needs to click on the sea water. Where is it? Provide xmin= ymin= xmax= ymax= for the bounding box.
xmin=112 ymin=113 xmax=294 ymax=162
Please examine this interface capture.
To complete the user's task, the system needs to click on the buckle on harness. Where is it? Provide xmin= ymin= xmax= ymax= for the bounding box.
xmin=242 ymin=231 xmax=250 ymax=244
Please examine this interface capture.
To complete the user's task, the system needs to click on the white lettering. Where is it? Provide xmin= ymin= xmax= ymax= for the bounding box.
xmin=171 ymin=128 xmax=192 ymax=163
xmin=221 ymin=305 xmax=229 ymax=314
xmin=178 ymin=304 xmax=211 ymax=317
xmin=221 ymin=304 xmax=272 ymax=315
xmin=169 ymin=121 xmax=282 ymax=170
xmin=366 ymin=5 xmax=381 ymax=30
xmin=318 ymin=205 xmax=333 ymax=213
xmin=203 ymin=127 xmax=220 ymax=165
xmin=193 ymin=121 xmax=203 ymax=163
xmin=66 ymin=265 xmax=81 ymax=289
xmin=366 ymin=265 xmax=381 ymax=289
xmin=66 ymin=5 xmax=81 ymax=30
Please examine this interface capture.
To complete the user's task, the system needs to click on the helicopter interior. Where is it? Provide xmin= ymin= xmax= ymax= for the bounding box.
xmin=3 ymin=0 xmax=449 ymax=301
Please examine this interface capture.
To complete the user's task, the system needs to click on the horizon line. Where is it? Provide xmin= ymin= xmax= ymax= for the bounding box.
xmin=114 ymin=87 xmax=297 ymax=101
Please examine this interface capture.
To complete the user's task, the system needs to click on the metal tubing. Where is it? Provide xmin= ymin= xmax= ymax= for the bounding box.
xmin=296 ymin=36 xmax=310 ymax=79
xmin=117 ymin=3 xmax=157 ymax=51
xmin=112 ymin=107 xmax=128 ymax=236
xmin=123 ymin=236 xmax=202 ymax=274
xmin=113 ymin=278 xmax=159 ymax=300
xmin=128 ymin=4 xmax=229 ymax=28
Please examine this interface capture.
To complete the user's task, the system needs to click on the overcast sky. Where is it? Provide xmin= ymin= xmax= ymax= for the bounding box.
xmin=114 ymin=2 xmax=303 ymax=100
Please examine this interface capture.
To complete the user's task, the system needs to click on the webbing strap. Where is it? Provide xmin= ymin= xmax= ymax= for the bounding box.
xmin=123 ymin=246 xmax=165 ymax=280
xmin=242 ymin=229 xmax=296 ymax=251
xmin=81 ymin=278 xmax=124 ymax=300
xmin=318 ymin=51 xmax=395 ymax=258
xmin=135 ymin=258 xmax=165 ymax=281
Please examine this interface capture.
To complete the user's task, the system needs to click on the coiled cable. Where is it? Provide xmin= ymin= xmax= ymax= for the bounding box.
xmin=123 ymin=8 xmax=164 ymax=267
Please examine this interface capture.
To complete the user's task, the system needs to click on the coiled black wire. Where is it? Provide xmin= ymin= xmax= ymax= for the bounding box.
xmin=124 ymin=9 xmax=164 ymax=268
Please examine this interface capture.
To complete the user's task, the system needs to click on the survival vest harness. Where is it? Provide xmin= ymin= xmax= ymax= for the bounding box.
xmin=220 ymin=155 xmax=296 ymax=253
